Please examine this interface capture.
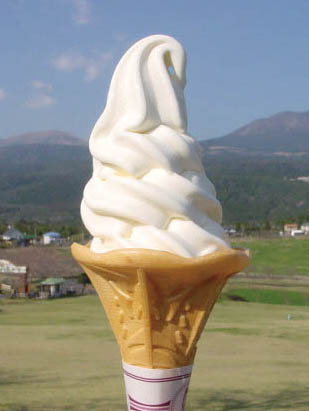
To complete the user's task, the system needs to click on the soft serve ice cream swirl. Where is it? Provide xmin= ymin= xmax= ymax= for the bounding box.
xmin=81 ymin=35 xmax=230 ymax=257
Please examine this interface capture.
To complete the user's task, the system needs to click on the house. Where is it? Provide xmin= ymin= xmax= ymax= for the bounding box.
xmin=291 ymin=229 xmax=305 ymax=237
xmin=23 ymin=234 xmax=36 ymax=246
xmin=283 ymin=224 xmax=298 ymax=234
xmin=227 ymin=228 xmax=237 ymax=236
xmin=1 ymin=226 xmax=37 ymax=247
xmin=42 ymin=231 xmax=61 ymax=245
xmin=301 ymin=223 xmax=309 ymax=234
xmin=40 ymin=277 xmax=65 ymax=298
xmin=2 ymin=227 xmax=24 ymax=245
xmin=39 ymin=277 xmax=84 ymax=298
xmin=0 ymin=259 xmax=29 ymax=296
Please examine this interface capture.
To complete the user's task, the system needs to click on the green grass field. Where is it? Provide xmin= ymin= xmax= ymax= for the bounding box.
xmin=1 ymin=295 xmax=309 ymax=410
xmin=232 ymin=237 xmax=309 ymax=276
xmin=226 ymin=288 xmax=309 ymax=306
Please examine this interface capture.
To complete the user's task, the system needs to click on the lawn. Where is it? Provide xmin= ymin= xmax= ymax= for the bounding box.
xmin=226 ymin=288 xmax=309 ymax=306
xmin=1 ymin=295 xmax=309 ymax=410
xmin=232 ymin=237 xmax=309 ymax=276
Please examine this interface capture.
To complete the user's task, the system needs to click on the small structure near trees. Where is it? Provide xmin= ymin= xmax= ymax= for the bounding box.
xmin=0 ymin=259 xmax=29 ymax=296
xmin=40 ymin=277 xmax=65 ymax=298
xmin=42 ymin=231 xmax=62 ymax=245
xmin=301 ymin=222 xmax=309 ymax=234
xmin=1 ymin=227 xmax=24 ymax=247
xmin=39 ymin=277 xmax=85 ymax=298
xmin=0 ymin=225 xmax=37 ymax=247
xmin=283 ymin=223 xmax=298 ymax=235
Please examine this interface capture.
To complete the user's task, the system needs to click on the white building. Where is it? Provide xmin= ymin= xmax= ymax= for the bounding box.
xmin=42 ymin=231 xmax=61 ymax=245
xmin=300 ymin=223 xmax=309 ymax=234
xmin=291 ymin=229 xmax=305 ymax=237
xmin=284 ymin=223 xmax=298 ymax=234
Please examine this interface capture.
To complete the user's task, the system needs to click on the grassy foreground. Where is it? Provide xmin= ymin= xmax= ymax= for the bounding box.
xmin=1 ymin=296 xmax=309 ymax=410
xmin=232 ymin=237 xmax=309 ymax=276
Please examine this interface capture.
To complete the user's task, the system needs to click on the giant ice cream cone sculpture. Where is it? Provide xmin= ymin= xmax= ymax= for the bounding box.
xmin=72 ymin=35 xmax=250 ymax=409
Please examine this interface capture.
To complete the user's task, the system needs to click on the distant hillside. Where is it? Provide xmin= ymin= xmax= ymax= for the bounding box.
xmin=203 ymin=154 xmax=309 ymax=223
xmin=0 ymin=131 xmax=91 ymax=223
xmin=0 ymin=120 xmax=309 ymax=225
xmin=0 ymin=130 xmax=88 ymax=147
xmin=203 ymin=111 xmax=309 ymax=153
xmin=201 ymin=111 xmax=309 ymax=223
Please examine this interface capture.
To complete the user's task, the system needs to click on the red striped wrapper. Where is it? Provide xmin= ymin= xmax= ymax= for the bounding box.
xmin=123 ymin=362 xmax=193 ymax=411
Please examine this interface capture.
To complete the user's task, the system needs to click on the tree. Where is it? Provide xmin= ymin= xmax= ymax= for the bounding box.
xmin=78 ymin=272 xmax=90 ymax=285
xmin=263 ymin=220 xmax=271 ymax=231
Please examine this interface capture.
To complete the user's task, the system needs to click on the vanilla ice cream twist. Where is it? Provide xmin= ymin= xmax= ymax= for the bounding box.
xmin=81 ymin=35 xmax=230 ymax=257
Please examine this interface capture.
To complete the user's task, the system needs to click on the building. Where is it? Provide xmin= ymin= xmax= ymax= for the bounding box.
xmin=42 ymin=231 xmax=61 ymax=245
xmin=23 ymin=234 xmax=36 ymax=246
xmin=39 ymin=277 xmax=84 ymax=298
xmin=301 ymin=223 xmax=309 ymax=234
xmin=291 ymin=229 xmax=305 ymax=237
xmin=283 ymin=224 xmax=298 ymax=234
xmin=0 ymin=259 xmax=29 ymax=296
xmin=40 ymin=277 xmax=65 ymax=298
xmin=2 ymin=227 xmax=24 ymax=245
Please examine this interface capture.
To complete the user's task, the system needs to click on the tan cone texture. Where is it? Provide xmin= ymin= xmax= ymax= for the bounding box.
xmin=71 ymin=244 xmax=250 ymax=369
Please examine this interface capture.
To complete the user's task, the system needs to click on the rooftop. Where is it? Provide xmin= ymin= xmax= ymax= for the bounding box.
xmin=40 ymin=277 xmax=65 ymax=286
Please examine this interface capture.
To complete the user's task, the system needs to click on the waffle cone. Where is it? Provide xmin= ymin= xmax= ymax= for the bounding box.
xmin=71 ymin=243 xmax=249 ymax=369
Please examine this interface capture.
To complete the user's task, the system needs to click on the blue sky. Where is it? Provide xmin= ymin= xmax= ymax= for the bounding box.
xmin=1 ymin=0 xmax=308 ymax=140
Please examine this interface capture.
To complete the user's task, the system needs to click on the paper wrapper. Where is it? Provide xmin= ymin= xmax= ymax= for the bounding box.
xmin=71 ymin=244 xmax=250 ymax=408
xmin=123 ymin=362 xmax=192 ymax=411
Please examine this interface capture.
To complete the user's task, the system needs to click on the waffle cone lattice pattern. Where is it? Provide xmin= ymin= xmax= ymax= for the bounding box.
xmin=71 ymin=244 xmax=250 ymax=369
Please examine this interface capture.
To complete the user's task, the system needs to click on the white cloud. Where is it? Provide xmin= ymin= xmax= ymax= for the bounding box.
xmin=52 ymin=51 xmax=85 ymax=72
xmin=25 ymin=94 xmax=56 ymax=109
xmin=72 ymin=0 xmax=91 ymax=25
xmin=113 ymin=32 xmax=129 ymax=43
xmin=32 ymin=80 xmax=52 ymax=91
xmin=26 ymin=81 xmax=55 ymax=109
xmin=52 ymin=50 xmax=112 ymax=82
xmin=0 ymin=88 xmax=7 ymax=101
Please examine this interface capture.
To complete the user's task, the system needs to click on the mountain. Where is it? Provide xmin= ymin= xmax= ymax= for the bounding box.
xmin=202 ymin=111 xmax=309 ymax=154
xmin=200 ymin=111 xmax=309 ymax=223
xmin=0 ymin=130 xmax=88 ymax=147
xmin=0 ymin=131 xmax=91 ymax=223
xmin=0 ymin=116 xmax=309 ymax=226
xmin=203 ymin=153 xmax=309 ymax=223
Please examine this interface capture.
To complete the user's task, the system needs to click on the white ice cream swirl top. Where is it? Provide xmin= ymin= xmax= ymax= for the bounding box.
xmin=81 ymin=35 xmax=230 ymax=257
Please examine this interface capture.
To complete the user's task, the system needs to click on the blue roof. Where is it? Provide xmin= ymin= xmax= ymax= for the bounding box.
xmin=44 ymin=231 xmax=61 ymax=238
